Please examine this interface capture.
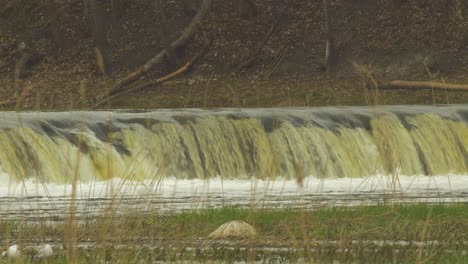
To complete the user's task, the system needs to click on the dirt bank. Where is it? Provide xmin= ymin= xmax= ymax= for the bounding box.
xmin=0 ymin=0 xmax=467 ymax=110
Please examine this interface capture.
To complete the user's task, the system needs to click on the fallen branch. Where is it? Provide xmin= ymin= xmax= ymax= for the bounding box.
xmin=96 ymin=0 xmax=213 ymax=102
xmin=380 ymin=80 xmax=468 ymax=91
xmin=92 ymin=49 xmax=206 ymax=109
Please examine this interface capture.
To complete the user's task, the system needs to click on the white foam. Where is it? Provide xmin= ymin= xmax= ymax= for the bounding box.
xmin=0 ymin=174 xmax=466 ymax=221
xmin=0 ymin=174 xmax=466 ymax=199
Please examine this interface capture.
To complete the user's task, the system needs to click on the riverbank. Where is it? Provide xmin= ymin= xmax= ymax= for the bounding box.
xmin=1 ymin=204 xmax=467 ymax=263
xmin=1 ymin=1 xmax=468 ymax=110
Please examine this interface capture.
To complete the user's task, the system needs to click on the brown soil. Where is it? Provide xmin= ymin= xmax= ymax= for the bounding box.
xmin=0 ymin=0 xmax=467 ymax=111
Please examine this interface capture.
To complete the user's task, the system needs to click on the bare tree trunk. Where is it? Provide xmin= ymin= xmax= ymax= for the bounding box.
xmin=100 ymin=0 xmax=213 ymax=98
xmin=323 ymin=0 xmax=334 ymax=75
xmin=171 ymin=0 xmax=212 ymax=49
xmin=87 ymin=0 xmax=110 ymax=75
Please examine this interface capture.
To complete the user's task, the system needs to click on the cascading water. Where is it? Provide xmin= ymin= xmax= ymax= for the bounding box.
xmin=0 ymin=105 xmax=465 ymax=183
xmin=0 ymin=105 xmax=466 ymax=218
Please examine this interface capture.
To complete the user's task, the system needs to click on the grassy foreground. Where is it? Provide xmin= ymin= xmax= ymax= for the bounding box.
xmin=1 ymin=203 xmax=468 ymax=263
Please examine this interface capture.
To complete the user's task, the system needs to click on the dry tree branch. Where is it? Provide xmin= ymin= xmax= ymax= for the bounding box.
xmin=92 ymin=48 xmax=207 ymax=109
xmin=95 ymin=0 xmax=213 ymax=103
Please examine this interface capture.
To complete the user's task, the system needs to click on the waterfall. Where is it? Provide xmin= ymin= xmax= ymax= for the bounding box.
xmin=0 ymin=105 xmax=465 ymax=183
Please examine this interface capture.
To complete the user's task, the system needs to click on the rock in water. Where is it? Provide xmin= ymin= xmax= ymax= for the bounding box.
xmin=208 ymin=220 xmax=257 ymax=239
xmin=35 ymin=244 xmax=53 ymax=259
xmin=2 ymin=245 xmax=20 ymax=259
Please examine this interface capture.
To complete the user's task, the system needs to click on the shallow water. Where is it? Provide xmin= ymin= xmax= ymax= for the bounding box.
xmin=1 ymin=174 xmax=467 ymax=221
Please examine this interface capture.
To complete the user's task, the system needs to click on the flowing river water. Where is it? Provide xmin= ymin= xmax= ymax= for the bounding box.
xmin=0 ymin=105 xmax=466 ymax=220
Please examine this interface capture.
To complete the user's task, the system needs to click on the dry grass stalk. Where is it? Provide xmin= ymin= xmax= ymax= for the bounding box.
xmin=353 ymin=62 xmax=381 ymax=105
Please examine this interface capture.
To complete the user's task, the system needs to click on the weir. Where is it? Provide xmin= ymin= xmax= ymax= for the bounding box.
xmin=0 ymin=105 xmax=466 ymax=183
